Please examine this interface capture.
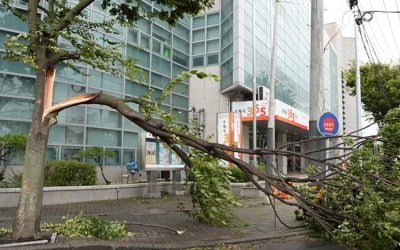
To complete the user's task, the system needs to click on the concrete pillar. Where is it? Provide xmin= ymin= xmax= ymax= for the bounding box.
xmin=301 ymin=142 xmax=307 ymax=173
xmin=276 ymin=132 xmax=287 ymax=175
xmin=242 ymin=124 xmax=250 ymax=163
xmin=171 ymin=170 xmax=184 ymax=195
xmin=145 ymin=171 xmax=161 ymax=198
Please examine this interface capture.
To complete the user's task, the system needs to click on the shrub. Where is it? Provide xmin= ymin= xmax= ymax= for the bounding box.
xmin=228 ymin=164 xmax=265 ymax=183
xmin=44 ymin=160 xmax=96 ymax=186
xmin=228 ymin=166 xmax=250 ymax=183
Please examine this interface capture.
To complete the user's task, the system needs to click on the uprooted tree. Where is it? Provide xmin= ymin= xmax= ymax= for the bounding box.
xmin=1 ymin=1 xmax=399 ymax=248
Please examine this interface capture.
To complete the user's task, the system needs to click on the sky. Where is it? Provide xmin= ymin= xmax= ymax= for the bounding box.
xmin=323 ymin=0 xmax=400 ymax=135
xmin=324 ymin=0 xmax=400 ymax=64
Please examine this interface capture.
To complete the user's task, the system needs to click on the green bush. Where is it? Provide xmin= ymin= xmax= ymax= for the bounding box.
xmin=44 ymin=160 xmax=96 ymax=186
xmin=228 ymin=166 xmax=250 ymax=183
xmin=228 ymin=164 xmax=266 ymax=183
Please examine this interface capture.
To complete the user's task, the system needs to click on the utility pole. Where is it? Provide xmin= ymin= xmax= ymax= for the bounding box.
xmin=309 ymin=0 xmax=325 ymax=173
xmin=252 ymin=1 xmax=257 ymax=168
xmin=266 ymin=0 xmax=280 ymax=203
xmin=353 ymin=10 xmax=362 ymax=136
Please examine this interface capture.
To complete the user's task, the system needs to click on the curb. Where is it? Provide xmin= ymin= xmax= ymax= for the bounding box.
xmin=4 ymin=230 xmax=309 ymax=249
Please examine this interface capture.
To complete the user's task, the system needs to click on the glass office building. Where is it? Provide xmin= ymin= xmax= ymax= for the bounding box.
xmin=0 ymin=1 xmax=191 ymax=169
xmin=0 ymin=0 xmax=339 ymax=177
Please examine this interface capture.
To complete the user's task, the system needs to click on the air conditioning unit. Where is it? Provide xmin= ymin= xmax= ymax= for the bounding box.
xmin=257 ymin=86 xmax=270 ymax=101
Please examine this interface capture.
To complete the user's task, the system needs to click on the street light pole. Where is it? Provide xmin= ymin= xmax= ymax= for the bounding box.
xmin=252 ymin=0 xmax=257 ymax=168
xmin=309 ymin=0 xmax=325 ymax=174
xmin=354 ymin=14 xmax=362 ymax=136
xmin=266 ymin=0 xmax=280 ymax=203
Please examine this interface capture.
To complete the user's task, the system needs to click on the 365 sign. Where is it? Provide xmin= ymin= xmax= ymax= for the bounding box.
xmin=231 ymin=100 xmax=268 ymax=121
xmin=317 ymin=112 xmax=339 ymax=137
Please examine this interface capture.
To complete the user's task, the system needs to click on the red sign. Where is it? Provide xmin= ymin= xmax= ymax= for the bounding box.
xmin=323 ymin=117 xmax=335 ymax=133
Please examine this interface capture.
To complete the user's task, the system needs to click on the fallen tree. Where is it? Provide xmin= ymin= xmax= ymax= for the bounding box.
xmin=43 ymin=90 xmax=400 ymax=249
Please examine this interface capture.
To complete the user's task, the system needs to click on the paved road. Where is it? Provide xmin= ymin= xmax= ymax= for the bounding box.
xmin=226 ymin=235 xmax=346 ymax=250
xmin=0 ymin=195 xmax=341 ymax=249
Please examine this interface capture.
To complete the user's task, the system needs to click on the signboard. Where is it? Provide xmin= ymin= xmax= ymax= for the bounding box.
xmin=232 ymin=100 xmax=309 ymax=130
xmin=159 ymin=144 xmax=170 ymax=164
xmin=232 ymin=113 xmax=242 ymax=159
xmin=275 ymin=100 xmax=309 ymax=130
xmin=231 ymin=100 xmax=268 ymax=121
xmin=317 ymin=112 xmax=339 ymax=137
xmin=217 ymin=113 xmax=232 ymax=146
xmin=145 ymin=141 xmax=157 ymax=164
xmin=217 ymin=112 xmax=242 ymax=160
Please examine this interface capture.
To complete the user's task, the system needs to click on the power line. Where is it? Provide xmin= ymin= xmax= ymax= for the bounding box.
xmin=355 ymin=13 xmax=373 ymax=63
xmin=395 ymin=0 xmax=400 ymax=29
xmin=356 ymin=22 xmax=392 ymax=109
xmin=357 ymin=19 xmax=377 ymax=63
xmin=359 ymin=20 xmax=380 ymax=63
xmin=359 ymin=0 xmax=393 ymax=62
xmin=353 ymin=3 xmax=392 ymax=109
xmin=323 ymin=9 xmax=351 ymax=51
xmin=382 ymin=0 xmax=400 ymax=59
xmin=359 ymin=22 xmax=381 ymax=62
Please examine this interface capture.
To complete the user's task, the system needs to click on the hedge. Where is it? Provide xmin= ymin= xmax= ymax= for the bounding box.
xmin=44 ymin=160 xmax=97 ymax=186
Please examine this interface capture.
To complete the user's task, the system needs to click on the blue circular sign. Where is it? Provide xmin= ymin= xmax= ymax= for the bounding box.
xmin=317 ymin=112 xmax=339 ymax=137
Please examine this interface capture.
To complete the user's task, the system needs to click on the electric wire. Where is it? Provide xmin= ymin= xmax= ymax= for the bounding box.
xmin=356 ymin=17 xmax=375 ymax=64
xmin=359 ymin=23 xmax=381 ymax=63
xmin=353 ymin=3 xmax=392 ymax=109
xmin=362 ymin=0 xmax=393 ymax=60
xmin=395 ymin=0 xmax=400 ymax=27
xmin=359 ymin=21 xmax=380 ymax=63
xmin=357 ymin=1 xmax=383 ymax=63
xmin=382 ymin=0 xmax=400 ymax=59
xmin=323 ymin=9 xmax=351 ymax=51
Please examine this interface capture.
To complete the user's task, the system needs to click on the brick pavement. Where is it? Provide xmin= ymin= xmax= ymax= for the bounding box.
xmin=0 ymin=196 xmax=307 ymax=249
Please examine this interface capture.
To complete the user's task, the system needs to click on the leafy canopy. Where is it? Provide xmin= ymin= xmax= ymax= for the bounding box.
xmin=80 ymin=147 xmax=114 ymax=166
xmin=344 ymin=62 xmax=400 ymax=123
xmin=1 ymin=0 xmax=215 ymax=78
xmin=0 ymin=134 xmax=27 ymax=161
xmin=297 ymin=107 xmax=400 ymax=249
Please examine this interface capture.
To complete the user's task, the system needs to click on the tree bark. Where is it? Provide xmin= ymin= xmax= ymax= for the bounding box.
xmin=98 ymin=165 xmax=111 ymax=185
xmin=12 ymin=68 xmax=54 ymax=240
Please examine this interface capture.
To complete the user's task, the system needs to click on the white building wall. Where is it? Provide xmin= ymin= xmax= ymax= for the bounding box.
xmin=189 ymin=65 xmax=230 ymax=142
xmin=325 ymin=23 xmax=357 ymax=135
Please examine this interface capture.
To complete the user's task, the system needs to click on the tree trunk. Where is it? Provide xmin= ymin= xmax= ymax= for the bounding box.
xmin=0 ymin=163 xmax=8 ymax=182
xmin=98 ymin=165 xmax=111 ymax=185
xmin=12 ymin=68 xmax=54 ymax=240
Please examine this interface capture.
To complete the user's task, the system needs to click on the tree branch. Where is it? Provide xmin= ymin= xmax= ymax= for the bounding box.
xmin=42 ymin=92 xmax=373 ymax=237
xmin=48 ymin=0 xmax=56 ymax=21
xmin=50 ymin=0 xmax=95 ymax=36
xmin=48 ymin=52 xmax=81 ymax=65
xmin=37 ymin=4 xmax=50 ymax=16
xmin=27 ymin=0 xmax=39 ymax=43
xmin=42 ymin=93 xmax=100 ymax=121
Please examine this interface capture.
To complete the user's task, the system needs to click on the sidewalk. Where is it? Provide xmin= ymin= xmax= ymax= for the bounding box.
xmin=0 ymin=195 xmax=307 ymax=249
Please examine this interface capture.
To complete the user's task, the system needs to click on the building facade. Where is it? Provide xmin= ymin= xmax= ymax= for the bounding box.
xmin=0 ymin=0 xmax=340 ymax=182
xmin=189 ymin=0 xmax=340 ymax=174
